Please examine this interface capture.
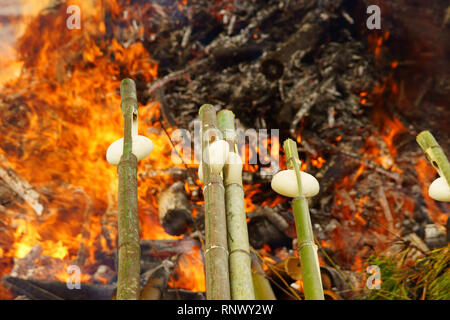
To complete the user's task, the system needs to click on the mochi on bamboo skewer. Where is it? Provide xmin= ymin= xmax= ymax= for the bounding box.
xmin=271 ymin=169 xmax=320 ymax=198
xmin=428 ymin=177 xmax=450 ymax=202
xmin=198 ymin=139 xmax=230 ymax=182
xmin=416 ymin=130 xmax=450 ymax=203
xmin=106 ymin=136 xmax=153 ymax=165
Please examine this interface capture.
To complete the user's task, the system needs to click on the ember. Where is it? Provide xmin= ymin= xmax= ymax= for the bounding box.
xmin=0 ymin=0 xmax=448 ymax=301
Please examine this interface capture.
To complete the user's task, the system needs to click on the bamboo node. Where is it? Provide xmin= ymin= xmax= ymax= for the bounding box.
xmin=297 ymin=241 xmax=318 ymax=252
xmin=286 ymin=156 xmax=296 ymax=167
xmin=202 ymin=181 xmax=225 ymax=192
xmin=229 ymin=248 xmax=251 ymax=257
xmin=294 ymin=195 xmax=307 ymax=201
xmin=222 ymin=128 xmax=236 ymax=140
xmin=224 ymin=182 xmax=244 ymax=190
xmin=204 ymin=245 xmax=229 ymax=256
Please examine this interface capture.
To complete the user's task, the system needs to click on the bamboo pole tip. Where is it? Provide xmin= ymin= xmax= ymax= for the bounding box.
xmin=199 ymin=104 xmax=215 ymax=118
xmin=416 ymin=130 xmax=429 ymax=140
xmin=283 ymin=138 xmax=296 ymax=149
xmin=283 ymin=139 xmax=299 ymax=161
xmin=217 ymin=109 xmax=235 ymax=118
xmin=120 ymin=78 xmax=138 ymax=116
xmin=120 ymin=78 xmax=137 ymax=99
xmin=416 ymin=130 xmax=437 ymax=147
xmin=417 ymin=130 xmax=432 ymax=138
xmin=217 ymin=110 xmax=236 ymax=140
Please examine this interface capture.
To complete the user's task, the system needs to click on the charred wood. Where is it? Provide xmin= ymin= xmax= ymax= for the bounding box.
xmin=247 ymin=207 xmax=292 ymax=249
xmin=2 ymin=276 xmax=114 ymax=300
xmin=0 ymin=154 xmax=44 ymax=216
xmin=139 ymin=260 xmax=174 ymax=300
xmin=163 ymin=289 xmax=204 ymax=300
xmin=158 ymin=182 xmax=193 ymax=236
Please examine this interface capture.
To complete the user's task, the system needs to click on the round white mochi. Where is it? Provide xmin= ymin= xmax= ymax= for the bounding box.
xmin=428 ymin=177 xmax=450 ymax=202
xmin=106 ymin=135 xmax=153 ymax=165
xmin=203 ymin=140 xmax=229 ymax=174
xmin=198 ymin=150 xmax=240 ymax=183
xmin=271 ymin=169 xmax=320 ymax=198
xmin=224 ymin=151 xmax=243 ymax=182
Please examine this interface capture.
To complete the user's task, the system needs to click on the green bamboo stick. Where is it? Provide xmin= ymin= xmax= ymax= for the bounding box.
xmin=116 ymin=79 xmax=141 ymax=300
xmin=199 ymin=104 xmax=231 ymax=300
xmin=283 ymin=138 xmax=324 ymax=300
xmin=217 ymin=110 xmax=255 ymax=300
xmin=416 ymin=131 xmax=450 ymax=185
xmin=251 ymin=252 xmax=276 ymax=300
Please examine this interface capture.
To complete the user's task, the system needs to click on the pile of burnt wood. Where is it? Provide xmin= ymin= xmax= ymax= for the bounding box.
xmin=1 ymin=0 xmax=449 ymax=299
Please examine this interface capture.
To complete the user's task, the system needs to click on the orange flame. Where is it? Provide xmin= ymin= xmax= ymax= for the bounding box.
xmin=0 ymin=0 xmax=203 ymax=297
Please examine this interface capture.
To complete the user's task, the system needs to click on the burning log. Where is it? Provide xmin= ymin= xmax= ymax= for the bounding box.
xmin=2 ymin=276 xmax=114 ymax=300
xmin=8 ymin=245 xmax=70 ymax=282
xmin=139 ymin=260 xmax=174 ymax=300
xmin=158 ymin=181 xmax=193 ymax=236
xmin=139 ymin=238 xmax=202 ymax=278
xmin=217 ymin=110 xmax=254 ymax=300
xmin=2 ymin=276 xmax=60 ymax=300
xmin=163 ymin=289 xmax=204 ymax=300
xmin=247 ymin=208 xmax=292 ymax=249
xmin=0 ymin=154 xmax=44 ymax=216
xmin=140 ymin=238 xmax=199 ymax=262
xmin=261 ymin=206 xmax=290 ymax=233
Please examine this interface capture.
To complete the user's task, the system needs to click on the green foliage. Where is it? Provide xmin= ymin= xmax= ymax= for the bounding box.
xmin=365 ymin=245 xmax=450 ymax=300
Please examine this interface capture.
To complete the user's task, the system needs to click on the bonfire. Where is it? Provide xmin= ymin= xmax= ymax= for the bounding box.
xmin=0 ymin=0 xmax=448 ymax=302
